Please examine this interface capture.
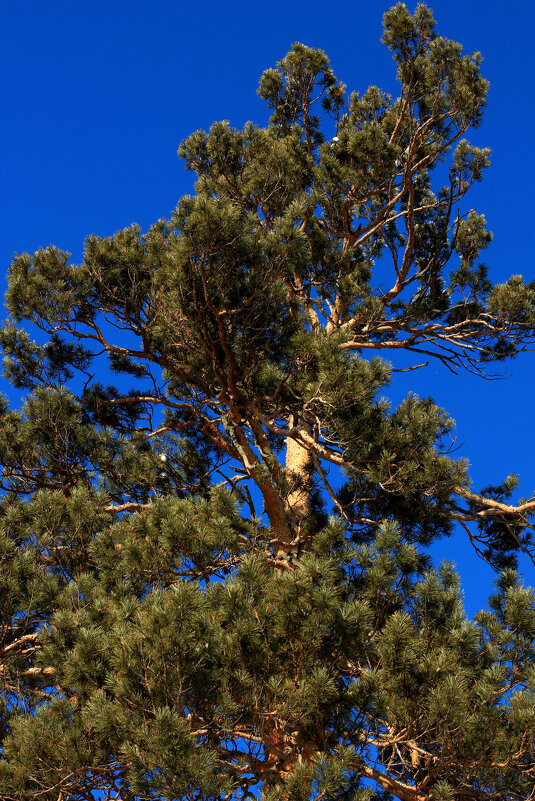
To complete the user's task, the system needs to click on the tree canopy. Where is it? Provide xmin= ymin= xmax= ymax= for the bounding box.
xmin=1 ymin=3 xmax=534 ymax=799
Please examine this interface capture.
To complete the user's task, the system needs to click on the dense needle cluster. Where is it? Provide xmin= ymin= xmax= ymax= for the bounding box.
xmin=1 ymin=4 xmax=534 ymax=799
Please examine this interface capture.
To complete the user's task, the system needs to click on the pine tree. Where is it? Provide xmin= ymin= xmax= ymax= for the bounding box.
xmin=1 ymin=3 xmax=534 ymax=799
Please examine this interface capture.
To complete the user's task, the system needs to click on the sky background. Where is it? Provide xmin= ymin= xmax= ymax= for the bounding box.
xmin=1 ymin=0 xmax=534 ymax=617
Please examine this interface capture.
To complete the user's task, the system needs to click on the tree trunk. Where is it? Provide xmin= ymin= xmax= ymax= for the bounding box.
xmin=284 ymin=414 xmax=312 ymax=551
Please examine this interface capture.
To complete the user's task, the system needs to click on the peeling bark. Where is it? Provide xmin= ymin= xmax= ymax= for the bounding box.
xmin=284 ymin=414 xmax=312 ymax=545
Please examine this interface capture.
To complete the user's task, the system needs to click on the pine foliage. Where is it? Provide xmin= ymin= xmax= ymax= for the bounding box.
xmin=1 ymin=4 xmax=534 ymax=799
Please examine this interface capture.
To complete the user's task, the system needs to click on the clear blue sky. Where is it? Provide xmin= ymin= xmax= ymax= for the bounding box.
xmin=1 ymin=0 xmax=534 ymax=615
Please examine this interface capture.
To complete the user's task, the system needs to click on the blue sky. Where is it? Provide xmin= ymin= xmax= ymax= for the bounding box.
xmin=1 ymin=0 xmax=534 ymax=616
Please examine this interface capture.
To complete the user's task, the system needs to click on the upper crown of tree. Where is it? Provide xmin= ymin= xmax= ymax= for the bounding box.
xmin=1 ymin=4 xmax=534 ymax=800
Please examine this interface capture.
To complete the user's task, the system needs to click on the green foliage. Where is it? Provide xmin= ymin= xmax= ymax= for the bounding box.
xmin=0 ymin=4 xmax=534 ymax=800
